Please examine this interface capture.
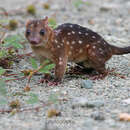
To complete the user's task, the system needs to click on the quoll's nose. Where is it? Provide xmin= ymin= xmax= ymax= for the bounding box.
xmin=30 ymin=38 xmax=40 ymax=45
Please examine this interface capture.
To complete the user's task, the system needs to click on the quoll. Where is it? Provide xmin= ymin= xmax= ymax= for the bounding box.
xmin=25 ymin=17 xmax=130 ymax=82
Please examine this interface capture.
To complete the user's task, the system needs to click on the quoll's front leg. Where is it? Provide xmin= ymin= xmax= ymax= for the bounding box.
xmin=46 ymin=56 xmax=68 ymax=86
xmin=54 ymin=56 xmax=68 ymax=83
xmin=39 ymin=57 xmax=53 ymax=83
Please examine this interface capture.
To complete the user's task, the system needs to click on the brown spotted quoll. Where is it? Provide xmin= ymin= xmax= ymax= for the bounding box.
xmin=25 ymin=17 xmax=130 ymax=82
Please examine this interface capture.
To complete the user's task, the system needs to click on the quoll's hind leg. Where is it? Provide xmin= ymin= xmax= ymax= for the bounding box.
xmin=90 ymin=63 xmax=108 ymax=80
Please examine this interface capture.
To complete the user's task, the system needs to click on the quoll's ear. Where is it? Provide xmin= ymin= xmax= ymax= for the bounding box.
xmin=26 ymin=20 xmax=31 ymax=27
xmin=43 ymin=16 xmax=48 ymax=25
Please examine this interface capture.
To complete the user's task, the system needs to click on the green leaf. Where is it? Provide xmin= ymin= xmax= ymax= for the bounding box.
xmin=30 ymin=58 xmax=38 ymax=69
xmin=73 ymin=0 xmax=83 ymax=8
xmin=44 ymin=64 xmax=55 ymax=70
xmin=26 ymin=93 xmax=39 ymax=104
xmin=48 ymin=18 xmax=57 ymax=29
xmin=0 ymin=19 xmax=9 ymax=24
xmin=0 ymin=67 xmax=6 ymax=75
xmin=48 ymin=93 xmax=59 ymax=104
xmin=3 ymin=35 xmax=24 ymax=49
xmin=0 ymin=97 xmax=8 ymax=105
xmin=0 ymin=80 xmax=7 ymax=96
xmin=39 ymin=69 xmax=50 ymax=74
xmin=11 ymin=41 xmax=23 ymax=49
xmin=0 ymin=50 xmax=7 ymax=58
xmin=39 ymin=63 xmax=55 ymax=74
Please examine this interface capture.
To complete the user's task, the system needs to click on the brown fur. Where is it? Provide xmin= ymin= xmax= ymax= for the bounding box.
xmin=25 ymin=17 xmax=130 ymax=81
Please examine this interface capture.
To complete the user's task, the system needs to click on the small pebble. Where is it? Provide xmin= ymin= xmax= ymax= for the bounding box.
xmin=72 ymin=97 xmax=88 ymax=108
xmin=123 ymin=98 xmax=130 ymax=105
xmin=87 ymin=100 xmax=104 ymax=108
xmin=81 ymin=79 xmax=93 ymax=89
xmin=91 ymin=112 xmax=105 ymax=120
xmin=72 ymin=98 xmax=104 ymax=108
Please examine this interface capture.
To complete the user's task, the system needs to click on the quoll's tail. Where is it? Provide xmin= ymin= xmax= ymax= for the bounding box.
xmin=111 ymin=45 xmax=130 ymax=55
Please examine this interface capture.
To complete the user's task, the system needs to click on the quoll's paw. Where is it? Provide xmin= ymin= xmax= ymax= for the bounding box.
xmin=39 ymin=78 xmax=60 ymax=86
xmin=47 ymin=80 xmax=61 ymax=86
xmin=47 ymin=78 xmax=62 ymax=86
xmin=39 ymin=74 xmax=53 ymax=84
xmin=39 ymin=75 xmax=61 ymax=86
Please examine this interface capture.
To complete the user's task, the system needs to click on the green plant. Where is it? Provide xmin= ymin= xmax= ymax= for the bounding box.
xmin=26 ymin=93 xmax=39 ymax=104
xmin=30 ymin=58 xmax=55 ymax=74
xmin=26 ymin=5 xmax=36 ymax=15
xmin=0 ymin=77 xmax=7 ymax=105
xmin=73 ymin=0 xmax=91 ymax=8
xmin=8 ymin=19 xmax=18 ymax=30
xmin=48 ymin=18 xmax=57 ymax=29
xmin=3 ymin=35 xmax=24 ymax=49
xmin=0 ymin=34 xmax=25 ymax=105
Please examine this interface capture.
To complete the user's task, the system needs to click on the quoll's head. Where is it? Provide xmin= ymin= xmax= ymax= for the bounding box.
xmin=25 ymin=16 xmax=51 ymax=47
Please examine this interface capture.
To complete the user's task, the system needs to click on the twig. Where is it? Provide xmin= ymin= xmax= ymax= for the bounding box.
xmin=110 ymin=72 xmax=126 ymax=79
xmin=26 ymin=61 xmax=52 ymax=87
xmin=5 ymin=76 xmax=26 ymax=82
xmin=0 ymin=32 xmax=6 ymax=43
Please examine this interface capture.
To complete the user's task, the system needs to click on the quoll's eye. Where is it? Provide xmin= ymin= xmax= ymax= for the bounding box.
xmin=40 ymin=29 xmax=45 ymax=35
xmin=26 ymin=29 xmax=31 ymax=35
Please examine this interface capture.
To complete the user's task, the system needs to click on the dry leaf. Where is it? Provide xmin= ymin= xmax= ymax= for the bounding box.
xmin=119 ymin=113 xmax=130 ymax=121
xmin=9 ymin=99 xmax=20 ymax=109
xmin=47 ymin=109 xmax=61 ymax=118
xmin=24 ymin=85 xmax=31 ymax=92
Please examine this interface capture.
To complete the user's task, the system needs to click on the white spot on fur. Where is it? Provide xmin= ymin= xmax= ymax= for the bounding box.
xmin=69 ymin=51 xmax=72 ymax=55
xmin=72 ymin=31 xmax=75 ymax=34
xmin=61 ymin=43 xmax=63 ymax=46
xmin=99 ymin=48 xmax=102 ymax=51
xmin=59 ymin=61 xmax=63 ymax=65
xmin=55 ymin=40 xmax=58 ymax=43
xmin=59 ymin=57 xmax=62 ymax=61
xmin=78 ymin=40 xmax=83 ymax=44
xmin=92 ymin=36 xmax=96 ymax=39
xmin=67 ymin=32 xmax=71 ymax=35
xmin=70 ymin=46 xmax=73 ymax=49
xmin=57 ymin=45 xmax=60 ymax=48
xmin=86 ymin=44 xmax=90 ymax=48
xmin=72 ymin=41 xmax=75 ymax=44
xmin=66 ymin=41 xmax=70 ymax=45
xmin=85 ymin=33 xmax=88 ymax=36
xmin=70 ymin=25 xmax=73 ymax=28
xmin=55 ymin=29 xmax=61 ymax=36
xmin=93 ymin=46 xmax=96 ymax=49
xmin=79 ymin=32 xmax=82 ymax=34
xmin=79 ymin=49 xmax=83 ymax=53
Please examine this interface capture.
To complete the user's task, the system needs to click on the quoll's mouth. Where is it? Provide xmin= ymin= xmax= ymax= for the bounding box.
xmin=29 ymin=38 xmax=41 ymax=45
xmin=30 ymin=41 xmax=39 ymax=45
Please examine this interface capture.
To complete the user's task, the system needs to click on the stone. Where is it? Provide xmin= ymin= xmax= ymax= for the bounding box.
xmin=87 ymin=100 xmax=104 ymax=108
xmin=81 ymin=80 xmax=93 ymax=89
xmin=91 ymin=112 xmax=105 ymax=120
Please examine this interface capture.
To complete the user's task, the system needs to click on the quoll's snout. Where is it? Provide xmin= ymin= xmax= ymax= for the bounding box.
xmin=29 ymin=38 xmax=40 ymax=45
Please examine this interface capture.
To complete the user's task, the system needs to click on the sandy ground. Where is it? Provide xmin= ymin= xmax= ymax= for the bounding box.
xmin=0 ymin=0 xmax=130 ymax=130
